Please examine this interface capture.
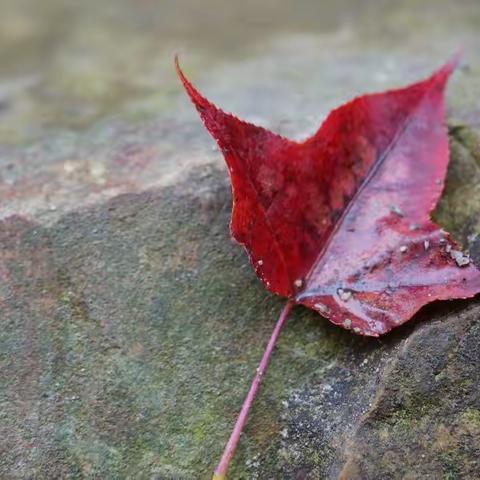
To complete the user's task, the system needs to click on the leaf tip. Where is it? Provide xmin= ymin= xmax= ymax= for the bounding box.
xmin=437 ymin=50 xmax=463 ymax=81
xmin=174 ymin=54 xmax=189 ymax=93
xmin=174 ymin=55 xmax=210 ymax=112
xmin=447 ymin=50 xmax=462 ymax=71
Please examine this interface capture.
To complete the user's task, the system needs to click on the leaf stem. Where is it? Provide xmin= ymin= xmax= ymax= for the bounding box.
xmin=212 ymin=299 xmax=295 ymax=480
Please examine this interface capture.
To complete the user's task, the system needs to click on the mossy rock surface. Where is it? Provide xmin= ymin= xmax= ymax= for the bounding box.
xmin=1 ymin=155 xmax=480 ymax=478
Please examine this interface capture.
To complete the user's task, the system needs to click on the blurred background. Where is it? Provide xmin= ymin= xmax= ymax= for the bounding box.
xmin=2 ymin=1 xmax=480 ymax=479
xmin=1 ymin=0 xmax=480 ymax=223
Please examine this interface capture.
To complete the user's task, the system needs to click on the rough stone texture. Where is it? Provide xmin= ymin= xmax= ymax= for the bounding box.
xmin=1 ymin=1 xmax=480 ymax=479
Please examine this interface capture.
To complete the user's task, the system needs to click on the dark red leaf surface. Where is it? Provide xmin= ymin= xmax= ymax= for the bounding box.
xmin=177 ymin=56 xmax=480 ymax=336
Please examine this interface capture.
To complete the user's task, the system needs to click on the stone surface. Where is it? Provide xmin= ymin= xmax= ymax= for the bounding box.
xmin=1 ymin=1 xmax=480 ymax=479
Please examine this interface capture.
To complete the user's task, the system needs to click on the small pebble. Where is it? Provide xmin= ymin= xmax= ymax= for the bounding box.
xmin=294 ymin=279 xmax=303 ymax=288
xmin=424 ymin=240 xmax=430 ymax=251
xmin=343 ymin=318 xmax=352 ymax=329
xmin=450 ymin=250 xmax=470 ymax=267
xmin=314 ymin=303 xmax=330 ymax=314
xmin=400 ymin=245 xmax=408 ymax=253
xmin=338 ymin=288 xmax=352 ymax=301
xmin=389 ymin=205 xmax=404 ymax=217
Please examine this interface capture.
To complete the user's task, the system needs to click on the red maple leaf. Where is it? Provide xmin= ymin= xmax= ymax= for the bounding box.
xmin=176 ymin=55 xmax=480 ymax=479
xmin=177 ymin=54 xmax=480 ymax=337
